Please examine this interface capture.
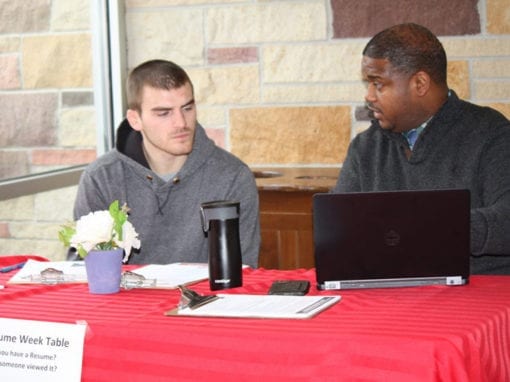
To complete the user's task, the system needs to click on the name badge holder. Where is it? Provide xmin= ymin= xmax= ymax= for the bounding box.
xmin=23 ymin=268 xmax=157 ymax=289
xmin=27 ymin=267 xmax=76 ymax=284
xmin=120 ymin=271 xmax=157 ymax=289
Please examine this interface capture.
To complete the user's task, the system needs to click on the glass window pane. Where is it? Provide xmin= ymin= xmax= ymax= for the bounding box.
xmin=0 ymin=1 xmax=99 ymax=182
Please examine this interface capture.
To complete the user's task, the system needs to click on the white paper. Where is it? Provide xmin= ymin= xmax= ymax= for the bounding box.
xmin=133 ymin=263 xmax=210 ymax=289
xmin=7 ymin=260 xmax=88 ymax=284
xmin=0 ymin=318 xmax=87 ymax=382
xmin=174 ymin=294 xmax=341 ymax=319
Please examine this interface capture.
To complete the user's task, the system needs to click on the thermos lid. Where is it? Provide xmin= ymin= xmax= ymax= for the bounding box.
xmin=200 ymin=200 xmax=240 ymax=232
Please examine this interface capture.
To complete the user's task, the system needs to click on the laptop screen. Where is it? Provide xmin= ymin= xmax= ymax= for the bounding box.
xmin=313 ymin=189 xmax=470 ymax=289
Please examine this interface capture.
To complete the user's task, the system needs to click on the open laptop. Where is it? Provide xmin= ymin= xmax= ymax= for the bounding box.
xmin=313 ymin=189 xmax=470 ymax=290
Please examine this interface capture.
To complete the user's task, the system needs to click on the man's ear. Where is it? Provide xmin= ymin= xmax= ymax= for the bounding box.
xmin=126 ymin=109 xmax=142 ymax=131
xmin=412 ymin=71 xmax=431 ymax=97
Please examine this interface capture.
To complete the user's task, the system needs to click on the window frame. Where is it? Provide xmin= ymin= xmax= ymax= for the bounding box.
xmin=0 ymin=0 xmax=126 ymax=202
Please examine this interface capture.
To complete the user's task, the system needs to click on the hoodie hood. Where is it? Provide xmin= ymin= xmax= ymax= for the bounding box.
xmin=115 ymin=118 xmax=216 ymax=180
xmin=116 ymin=119 xmax=149 ymax=168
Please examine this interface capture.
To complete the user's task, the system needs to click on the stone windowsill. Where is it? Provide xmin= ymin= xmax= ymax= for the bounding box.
xmin=251 ymin=167 xmax=340 ymax=192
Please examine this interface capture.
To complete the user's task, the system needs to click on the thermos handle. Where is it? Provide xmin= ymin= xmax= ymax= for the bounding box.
xmin=200 ymin=206 xmax=209 ymax=232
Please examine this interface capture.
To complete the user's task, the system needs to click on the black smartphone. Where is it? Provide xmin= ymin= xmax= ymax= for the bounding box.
xmin=268 ymin=280 xmax=310 ymax=296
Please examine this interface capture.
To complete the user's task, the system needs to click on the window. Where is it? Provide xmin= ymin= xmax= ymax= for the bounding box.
xmin=0 ymin=0 xmax=126 ymax=201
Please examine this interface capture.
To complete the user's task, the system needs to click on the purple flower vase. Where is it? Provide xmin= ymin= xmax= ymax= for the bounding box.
xmin=84 ymin=249 xmax=123 ymax=294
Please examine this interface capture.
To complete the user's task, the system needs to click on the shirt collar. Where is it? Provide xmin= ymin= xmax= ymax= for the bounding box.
xmin=401 ymin=89 xmax=452 ymax=150
xmin=403 ymin=112 xmax=436 ymax=151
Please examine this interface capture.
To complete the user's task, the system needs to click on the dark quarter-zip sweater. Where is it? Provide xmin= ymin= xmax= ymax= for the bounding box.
xmin=333 ymin=91 xmax=510 ymax=274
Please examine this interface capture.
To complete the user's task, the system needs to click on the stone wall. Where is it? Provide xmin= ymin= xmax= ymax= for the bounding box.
xmin=1 ymin=0 xmax=509 ymax=259
xmin=0 ymin=0 xmax=94 ymax=258
xmin=0 ymin=0 xmax=95 ymax=179
xmin=125 ymin=0 xmax=510 ymax=164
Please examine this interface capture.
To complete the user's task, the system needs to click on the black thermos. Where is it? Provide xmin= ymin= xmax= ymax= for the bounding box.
xmin=200 ymin=200 xmax=242 ymax=290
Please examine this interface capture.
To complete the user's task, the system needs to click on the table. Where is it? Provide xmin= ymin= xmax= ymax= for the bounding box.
xmin=1 ymin=266 xmax=509 ymax=382
xmin=254 ymin=167 xmax=340 ymax=270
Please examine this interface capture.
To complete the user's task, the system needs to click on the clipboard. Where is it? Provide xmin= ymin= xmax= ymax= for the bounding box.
xmin=165 ymin=286 xmax=340 ymax=319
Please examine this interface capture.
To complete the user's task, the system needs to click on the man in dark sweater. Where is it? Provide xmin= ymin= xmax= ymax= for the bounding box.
xmin=71 ymin=60 xmax=260 ymax=267
xmin=333 ymin=23 xmax=510 ymax=274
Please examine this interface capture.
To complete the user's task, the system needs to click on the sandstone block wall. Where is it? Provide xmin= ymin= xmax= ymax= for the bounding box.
xmin=0 ymin=0 xmax=93 ymax=258
xmin=1 ymin=0 xmax=509 ymax=259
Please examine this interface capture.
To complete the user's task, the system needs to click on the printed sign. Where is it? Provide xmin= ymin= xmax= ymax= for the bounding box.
xmin=0 ymin=318 xmax=87 ymax=381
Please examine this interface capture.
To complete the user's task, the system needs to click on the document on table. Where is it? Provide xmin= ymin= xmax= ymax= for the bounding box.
xmin=7 ymin=261 xmax=209 ymax=288
xmin=8 ymin=260 xmax=88 ymax=284
xmin=132 ymin=263 xmax=210 ymax=289
xmin=166 ymin=294 xmax=341 ymax=319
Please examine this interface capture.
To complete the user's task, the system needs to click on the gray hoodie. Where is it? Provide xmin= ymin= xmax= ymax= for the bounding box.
xmin=72 ymin=119 xmax=260 ymax=267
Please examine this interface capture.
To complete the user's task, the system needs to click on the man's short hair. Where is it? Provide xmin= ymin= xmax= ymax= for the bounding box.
xmin=127 ymin=59 xmax=194 ymax=112
xmin=362 ymin=23 xmax=447 ymax=85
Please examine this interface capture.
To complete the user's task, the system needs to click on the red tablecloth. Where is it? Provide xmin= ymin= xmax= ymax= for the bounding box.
xmin=1 ymin=267 xmax=509 ymax=382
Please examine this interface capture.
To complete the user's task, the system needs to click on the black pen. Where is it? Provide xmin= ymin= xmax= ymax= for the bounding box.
xmin=0 ymin=261 xmax=26 ymax=273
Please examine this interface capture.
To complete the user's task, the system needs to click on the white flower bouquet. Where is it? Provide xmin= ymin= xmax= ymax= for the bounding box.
xmin=59 ymin=200 xmax=140 ymax=262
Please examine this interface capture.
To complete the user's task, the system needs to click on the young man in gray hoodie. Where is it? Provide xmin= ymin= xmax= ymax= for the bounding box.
xmin=71 ymin=59 xmax=260 ymax=267
xmin=332 ymin=23 xmax=510 ymax=274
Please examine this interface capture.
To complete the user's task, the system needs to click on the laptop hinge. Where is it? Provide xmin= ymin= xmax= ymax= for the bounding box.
xmin=321 ymin=276 xmax=466 ymax=290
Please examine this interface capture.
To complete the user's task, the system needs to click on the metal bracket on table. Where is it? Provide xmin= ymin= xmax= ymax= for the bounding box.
xmin=120 ymin=271 xmax=157 ymax=289
xmin=177 ymin=285 xmax=219 ymax=310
